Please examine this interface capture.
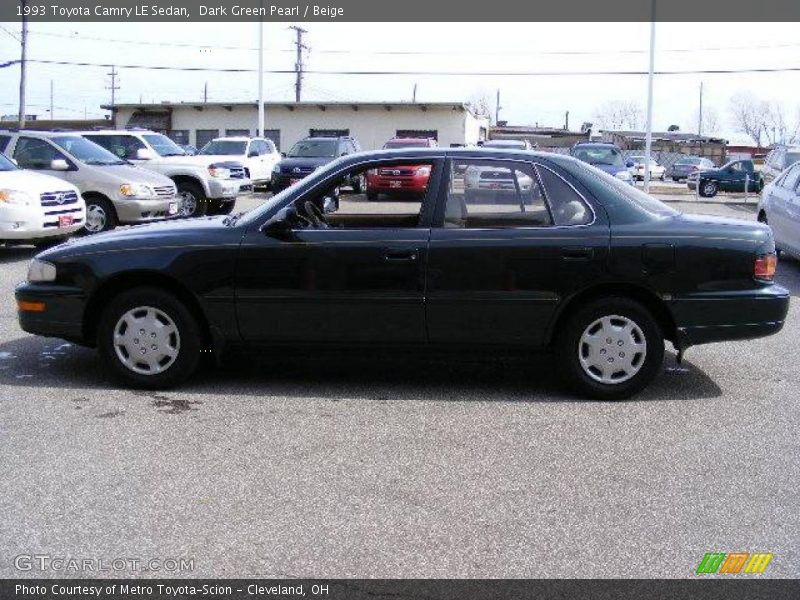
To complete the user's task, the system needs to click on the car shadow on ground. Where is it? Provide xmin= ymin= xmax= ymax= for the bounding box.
xmin=0 ymin=334 xmax=722 ymax=404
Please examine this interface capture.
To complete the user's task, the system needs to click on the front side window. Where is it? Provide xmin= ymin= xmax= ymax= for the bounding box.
xmin=142 ymin=134 xmax=185 ymax=157
xmin=785 ymin=152 xmax=800 ymax=168
xmin=13 ymin=137 xmax=69 ymax=170
xmin=445 ymin=160 xmax=551 ymax=228
xmin=85 ymin=134 xmax=146 ymax=160
xmin=781 ymin=164 xmax=800 ymax=190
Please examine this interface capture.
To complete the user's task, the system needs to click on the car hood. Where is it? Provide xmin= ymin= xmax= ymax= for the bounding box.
xmin=277 ymin=156 xmax=334 ymax=170
xmin=41 ymin=216 xmax=232 ymax=258
xmin=97 ymin=164 xmax=176 ymax=186
xmin=177 ymin=154 xmax=245 ymax=167
xmin=0 ymin=170 xmax=80 ymax=195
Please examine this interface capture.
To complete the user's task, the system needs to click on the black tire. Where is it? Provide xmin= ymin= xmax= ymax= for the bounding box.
xmin=672 ymin=177 xmax=680 ymax=182
xmin=83 ymin=195 xmax=117 ymax=234
xmin=556 ymin=297 xmax=665 ymax=400
xmin=699 ymin=180 xmax=718 ymax=198
xmin=33 ymin=236 xmax=68 ymax=250
xmin=175 ymin=181 xmax=208 ymax=218
xmin=97 ymin=287 xmax=203 ymax=389
xmin=207 ymin=199 xmax=236 ymax=216
xmin=366 ymin=191 xmax=379 ymax=202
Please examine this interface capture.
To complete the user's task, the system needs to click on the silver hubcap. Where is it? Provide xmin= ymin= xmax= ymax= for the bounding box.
xmin=578 ymin=315 xmax=647 ymax=385
xmin=178 ymin=191 xmax=197 ymax=217
xmin=703 ymin=183 xmax=715 ymax=195
xmin=85 ymin=205 xmax=107 ymax=232
xmin=113 ymin=306 xmax=180 ymax=376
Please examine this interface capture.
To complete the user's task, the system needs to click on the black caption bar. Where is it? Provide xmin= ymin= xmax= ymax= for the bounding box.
xmin=3 ymin=580 xmax=800 ymax=600
xmin=3 ymin=0 xmax=800 ymax=22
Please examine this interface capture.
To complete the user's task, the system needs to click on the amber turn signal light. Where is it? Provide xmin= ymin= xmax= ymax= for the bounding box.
xmin=17 ymin=300 xmax=46 ymax=313
xmin=754 ymin=254 xmax=777 ymax=281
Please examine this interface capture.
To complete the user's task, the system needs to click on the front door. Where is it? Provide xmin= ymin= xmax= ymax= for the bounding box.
xmin=235 ymin=157 xmax=444 ymax=345
xmin=425 ymin=157 xmax=610 ymax=347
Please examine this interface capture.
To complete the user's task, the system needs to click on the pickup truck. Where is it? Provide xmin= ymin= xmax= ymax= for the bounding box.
xmin=687 ymin=159 xmax=764 ymax=197
xmin=79 ymin=130 xmax=251 ymax=217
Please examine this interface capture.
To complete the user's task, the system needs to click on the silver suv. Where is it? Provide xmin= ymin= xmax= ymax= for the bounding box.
xmin=2 ymin=130 xmax=178 ymax=233
xmin=79 ymin=130 xmax=249 ymax=217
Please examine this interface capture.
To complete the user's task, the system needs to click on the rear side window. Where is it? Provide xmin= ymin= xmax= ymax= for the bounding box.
xmin=445 ymin=159 xmax=552 ymax=228
xmin=13 ymin=137 xmax=67 ymax=170
xmin=781 ymin=164 xmax=800 ymax=191
xmin=536 ymin=164 xmax=592 ymax=226
xmin=85 ymin=134 xmax=145 ymax=160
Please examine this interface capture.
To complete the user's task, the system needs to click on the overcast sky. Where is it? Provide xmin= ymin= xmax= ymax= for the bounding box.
xmin=1 ymin=21 xmax=799 ymax=143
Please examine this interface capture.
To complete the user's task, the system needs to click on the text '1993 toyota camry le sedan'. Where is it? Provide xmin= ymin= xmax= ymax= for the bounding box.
xmin=16 ymin=148 xmax=790 ymax=399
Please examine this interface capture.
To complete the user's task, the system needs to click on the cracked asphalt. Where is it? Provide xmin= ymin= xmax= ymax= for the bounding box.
xmin=1 ymin=199 xmax=798 ymax=578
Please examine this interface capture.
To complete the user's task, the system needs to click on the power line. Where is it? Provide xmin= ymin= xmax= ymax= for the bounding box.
xmin=23 ymin=58 xmax=800 ymax=77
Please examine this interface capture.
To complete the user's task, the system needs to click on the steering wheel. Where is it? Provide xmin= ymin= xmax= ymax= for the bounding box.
xmin=304 ymin=200 xmax=329 ymax=229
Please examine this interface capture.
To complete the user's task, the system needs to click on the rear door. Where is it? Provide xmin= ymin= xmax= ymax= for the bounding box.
xmin=780 ymin=165 xmax=800 ymax=255
xmin=425 ymin=156 xmax=609 ymax=347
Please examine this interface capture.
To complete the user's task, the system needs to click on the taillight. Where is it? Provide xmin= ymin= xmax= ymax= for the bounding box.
xmin=754 ymin=254 xmax=777 ymax=281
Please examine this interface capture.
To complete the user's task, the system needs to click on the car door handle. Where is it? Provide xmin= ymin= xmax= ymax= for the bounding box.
xmin=384 ymin=249 xmax=418 ymax=262
xmin=561 ymin=247 xmax=594 ymax=261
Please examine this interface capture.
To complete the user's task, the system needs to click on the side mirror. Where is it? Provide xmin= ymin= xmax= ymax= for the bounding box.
xmin=50 ymin=159 xmax=70 ymax=171
xmin=280 ymin=152 xmax=287 ymax=158
xmin=259 ymin=206 xmax=297 ymax=240
xmin=625 ymin=160 xmax=634 ymax=168
xmin=135 ymin=148 xmax=156 ymax=160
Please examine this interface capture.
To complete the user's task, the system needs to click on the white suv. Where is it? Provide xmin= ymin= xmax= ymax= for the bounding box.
xmin=0 ymin=152 xmax=85 ymax=247
xmin=196 ymin=136 xmax=280 ymax=187
xmin=79 ymin=130 xmax=250 ymax=217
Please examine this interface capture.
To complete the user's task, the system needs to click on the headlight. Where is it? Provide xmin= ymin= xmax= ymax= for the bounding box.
xmin=119 ymin=184 xmax=154 ymax=198
xmin=272 ymin=164 xmax=281 ymax=174
xmin=615 ymin=170 xmax=632 ymax=181
xmin=415 ymin=166 xmax=431 ymax=177
xmin=27 ymin=259 xmax=57 ymax=282
xmin=208 ymin=165 xmax=231 ymax=178
xmin=0 ymin=189 xmax=34 ymax=206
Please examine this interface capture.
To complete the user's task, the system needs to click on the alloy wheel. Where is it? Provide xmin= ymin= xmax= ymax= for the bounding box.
xmin=178 ymin=191 xmax=198 ymax=217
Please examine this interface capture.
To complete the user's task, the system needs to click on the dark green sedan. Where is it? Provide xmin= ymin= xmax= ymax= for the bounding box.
xmin=687 ymin=159 xmax=764 ymax=197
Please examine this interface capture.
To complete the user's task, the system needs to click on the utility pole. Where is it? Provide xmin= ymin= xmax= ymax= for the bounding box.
xmin=257 ymin=2 xmax=264 ymax=136
xmin=106 ymin=65 xmax=119 ymax=127
xmin=204 ymin=82 xmax=208 ymax=103
xmin=565 ymin=110 xmax=570 ymax=131
xmin=698 ymin=81 xmax=703 ymax=135
xmin=495 ymin=89 xmax=501 ymax=125
xmin=412 ymin=83 xmax=417 ymax=103
xmin=18 ymin=0 xmax=28 ymax=128
xmin=49 ymin=80 xmax=53 ymax=120
xmin=289 ymin=25 xmax=308 ymax=102
xmin=643 ymin=0 xmax=656 ymax=193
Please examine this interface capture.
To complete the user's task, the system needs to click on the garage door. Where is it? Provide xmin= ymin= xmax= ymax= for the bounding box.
xmin=310 ymin=128 xmax=349 ymax=137
xmin=396 ymin=129 xmax=438 ymax=140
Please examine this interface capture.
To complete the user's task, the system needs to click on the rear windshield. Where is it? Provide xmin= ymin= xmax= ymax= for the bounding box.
xmin=51 ymin=136 xmax=126 ymax=166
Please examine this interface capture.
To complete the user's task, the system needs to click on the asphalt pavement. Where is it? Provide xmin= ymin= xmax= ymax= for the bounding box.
xmin=1 ymin=198 xmax=798 ymax=578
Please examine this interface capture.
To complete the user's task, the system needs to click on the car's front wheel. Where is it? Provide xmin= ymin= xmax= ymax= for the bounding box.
xmin=699 ymin=180 xmax=718 ymax=197
xmin=98 ymin=287 xmax=203 ymax=389
xmin=176 ymin=181 xmax=208 ymax=218
xmin=83 ymin=195 xmax=117 ymax=234
xmin=556 ymin=297 xmax=664 ymax=400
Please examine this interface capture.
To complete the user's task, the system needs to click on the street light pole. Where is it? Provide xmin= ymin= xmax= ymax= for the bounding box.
xmin=257 ymin=1 xmax=264 ymax=137
xmin=18 ymin=0 xmax=28 ymax=129
xmin=643 ymin=0 xmax=656 ymax=193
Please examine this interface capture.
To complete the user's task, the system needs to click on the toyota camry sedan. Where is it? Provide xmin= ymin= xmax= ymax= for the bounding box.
xmin=16 ymin=148 xmax=789 ymax=399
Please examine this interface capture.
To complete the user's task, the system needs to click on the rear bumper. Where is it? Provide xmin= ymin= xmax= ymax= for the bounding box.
xmin=670 ymin=285 xmax=790 ymax=349
xmin=15 ymin=282 xmax=88 ymax=344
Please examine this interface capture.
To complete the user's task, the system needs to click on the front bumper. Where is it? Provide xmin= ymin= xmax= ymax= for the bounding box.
xmin=114 ymin=197 xmax=179 ymax=224
xmin=670 ymin=285 xmax=790 ymax=349
xmin=16 ymin=282 xmax=88 ymax=344
xmin=1 ymin=204 xmax=86 ymax=241
xmin=207 ymin=178 xmax=243 ymax=200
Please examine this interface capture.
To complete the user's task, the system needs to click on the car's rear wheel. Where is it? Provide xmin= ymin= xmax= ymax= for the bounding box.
xmin=700 ymin=180 xmax=718 ymax=198
xmin=98 ymin=287 xmax=202 ymax=389
xmin=176 ymin=181 xmax=208 ymax=218
xmin=83 ymin=195 xmax=117 ymax=234
xmin=556 ymin=297 xmax=664 ymax=400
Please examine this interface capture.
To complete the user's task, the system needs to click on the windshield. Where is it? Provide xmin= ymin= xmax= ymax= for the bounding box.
xmin=676 ymin=157 xmax=701 ymax=165
xmin=574 ymin=146 xmax=624 ymax=167
xmin=51 ymin=136 xmax=126 ymax=166
xmin=482 ymin=140 xmax=527 ymax=149
xmin=288 ymin=140 xmax=336 ymax=158
xmin=142 ymin=134 xmax=185 ymax=157
xmin=0 ymin=152 xmax=17 ymax=171
xmin=200 ymin=140 xmax=247 ymax=156
xmin=383 ymin=140 xmax=430 ymax=149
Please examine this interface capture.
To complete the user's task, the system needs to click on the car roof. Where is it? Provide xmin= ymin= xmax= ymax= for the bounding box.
xmin=211 ymin=137 xmax=254 ymax=142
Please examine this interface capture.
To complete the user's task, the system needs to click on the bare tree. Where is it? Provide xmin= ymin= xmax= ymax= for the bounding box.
xmin=593 ymin=100 xmax=644 ymax=131
xmin=729 ymin=92 xmax=767 ymax=146
xmin=687 ymin=106 xmax=721 ymax=136
xmin=465 ymin=91 xmax=493 ymax=122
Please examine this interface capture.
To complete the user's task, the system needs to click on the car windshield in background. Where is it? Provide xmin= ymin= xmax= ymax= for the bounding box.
xmin=786 ymin=152 xmax=800 ymax=167
xmin=200 ymin=140 xmax=248 ymax=155
xmin=576 ymin=147 xmax=625 ymax=167
xmin=142 ymin=134 xmax=186 ymax=157
xmin=51 ymin=136 xmax=126 ymax=166
xmin=676 ymin=157 xmax=701 ymax=165
xmin=383 ymin=140 xmax=431 ymax=149
xmin=0 ymin=152 xmax=17 ymax=171
xmin=288 ymin=140 xmax=337 ymax=158
xmin=482 ymin=140 xmax=527 ymax=149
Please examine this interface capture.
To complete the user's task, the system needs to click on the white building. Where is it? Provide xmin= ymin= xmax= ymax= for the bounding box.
xmin=109 ymin=101 xmax=489 ymax=151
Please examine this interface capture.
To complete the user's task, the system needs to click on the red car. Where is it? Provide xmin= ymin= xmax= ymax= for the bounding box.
xmin=365 ymin=137 xmax=436 ymax=201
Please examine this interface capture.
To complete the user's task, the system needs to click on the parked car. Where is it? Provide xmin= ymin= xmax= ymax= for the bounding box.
xmin=179 ymin=144 xmax=198 ymax=156
xmin=17 ymin=148 xmax=788 ymax=400
xmin=762 ymin=145 xmax=800 ymax=183
xmin=687 ymin=159 xmax=764 ymax=197
xmin=1 ymin=130 xmax=178 ymax=234
xmin=1 ymin=151 xmax=85 ymax=247
xmin=198 ymin=136 xmax=280 ymax=189
xmin=757 ymin=162 xmax=800 ymax=259
xmin=365 ymin=137 xmax=437 ymax=201
xmin=627 ymin=156 xmax=666 ymax=181
xmin=271 ymin=135 xmax=362 ymax=193
xmin=462 ymin=163 xmax=535 ymax=203
xmin=78 ymin=129 xmax=249 ymax=217
xmin=569 ymin=142 xmax=634 ymax=184
xmin=479 ymin=139 xmax=534 ymax=150
xmin=666 ymin=156 xmax=715 ymax=181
